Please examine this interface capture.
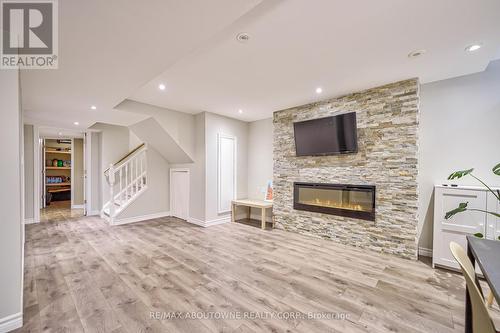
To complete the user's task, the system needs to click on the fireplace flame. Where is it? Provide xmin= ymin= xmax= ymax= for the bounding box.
xmin=303 ymin=198 xmax=367 ymax=212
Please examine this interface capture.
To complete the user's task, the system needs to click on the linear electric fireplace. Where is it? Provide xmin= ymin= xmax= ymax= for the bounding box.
xmin=293 ymin=182 xmax=376 ymax=221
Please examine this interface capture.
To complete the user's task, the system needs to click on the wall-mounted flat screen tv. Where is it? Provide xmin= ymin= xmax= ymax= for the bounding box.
xmin=293 ymin=112 xmax=358 ymax=156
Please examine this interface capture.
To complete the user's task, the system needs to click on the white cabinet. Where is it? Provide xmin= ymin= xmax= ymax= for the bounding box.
xmin=487 ymin=192 xmax=500 ymax=241
xmin=432 ymin=185 xmax=489 ymax=270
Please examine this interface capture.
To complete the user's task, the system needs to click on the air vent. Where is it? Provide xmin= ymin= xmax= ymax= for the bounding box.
xmin=408 ymin=49 xmax=426 ymax=58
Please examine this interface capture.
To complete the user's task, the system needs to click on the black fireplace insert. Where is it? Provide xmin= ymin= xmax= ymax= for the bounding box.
xmin=293 ymin=182 xmax=376 ymax=221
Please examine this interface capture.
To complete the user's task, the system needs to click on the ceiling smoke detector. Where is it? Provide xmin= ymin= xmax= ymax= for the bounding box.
xmin=236 ymin=32 xmax=250 ymax=43
xmin=408 ymin=49 xmax=426 ymax=58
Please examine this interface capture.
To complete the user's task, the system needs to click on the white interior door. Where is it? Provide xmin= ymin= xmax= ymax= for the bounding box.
xmin=171 ymin=170 xmax=189 ymax=220
xmin=217 ymin=133 xmax=236 ymax=213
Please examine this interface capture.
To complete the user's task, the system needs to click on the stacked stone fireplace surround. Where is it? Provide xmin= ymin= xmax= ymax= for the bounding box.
xmin=273 ymin=78 xmax=419 ymax=259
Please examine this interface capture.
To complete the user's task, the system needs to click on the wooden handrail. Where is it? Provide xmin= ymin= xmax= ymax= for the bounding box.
xmin=104 ymin=143 xmax=145 ymax=174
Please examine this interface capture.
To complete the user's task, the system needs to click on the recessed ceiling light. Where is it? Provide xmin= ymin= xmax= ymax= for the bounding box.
xmin=408 ymin=49 xmax=426 ymax=58
xmin=73 ymin=122 xmax=79 ymax=126
xmin=158 ymin=83 xmax=166 ymax=90
xmin=465 ymin=44 xmax=482 ymax=52
xmin=316 ymin=87 xmax=323 ymax=94
xmin=238 ymin=109 xmax=243 ymax=114
xmin=236 ymin=32 xmax=250 ymax=43
xmin=90 ymin=105 xmax=97 ymax=110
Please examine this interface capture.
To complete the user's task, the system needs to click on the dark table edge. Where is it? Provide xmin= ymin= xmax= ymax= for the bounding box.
xmin=466 ymin=235 xmax=500 ymax=303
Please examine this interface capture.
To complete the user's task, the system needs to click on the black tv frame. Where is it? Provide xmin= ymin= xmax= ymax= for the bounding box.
xmin=293 ymin=112 xmax=358 ymax=157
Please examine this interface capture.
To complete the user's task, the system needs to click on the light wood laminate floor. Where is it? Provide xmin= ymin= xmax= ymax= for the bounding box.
xmin=18 ymin=215 xmax=499 ymax=333
xmin=40 ymin=200 xmax=84 ymax=223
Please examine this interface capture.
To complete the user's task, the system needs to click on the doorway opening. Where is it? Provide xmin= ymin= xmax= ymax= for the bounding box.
xmin=38 ymin=134 xmax=86 ymax=222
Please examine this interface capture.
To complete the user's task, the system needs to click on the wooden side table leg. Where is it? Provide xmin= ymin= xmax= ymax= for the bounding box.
xmin=231 ymin=203 xmax=235 ymax=223
xmin=487 ymin=291 xmax=494 ymax=308
xmin=261 ymin=208 xmax=266 ymax=230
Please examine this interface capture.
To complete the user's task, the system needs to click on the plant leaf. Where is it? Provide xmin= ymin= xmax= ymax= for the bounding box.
xmin=448 ymin=168 xmax=474 ymax=180
xmin=493 ymin=163 xmax=500 ymax=176
xmin=488 ymin=211 xmax=500 ymax=219
xmin=445 ymin=202 xmax=468 ymax=219
xmin=474 ymin=232 xmax=484 ymax=238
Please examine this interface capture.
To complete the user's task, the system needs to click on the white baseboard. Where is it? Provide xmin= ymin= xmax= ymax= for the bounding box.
xmin=206 ymin=216 xmax=230 ymax=227
xmin=187 ymin=216 xmax=205 ymax=227
xmin=418 ymin=247 xmax=433 ymax=258
xmin=187 ymin=216 xmax=230 ymax=227
xmin=112 ymin=211 xmax=171 ymax=226
xmin=24 ymin=218 xmax=36 ymax=225
xmin=87 ymin=210 xmax=100 ymax=216
xmin=0 ymin=312 xmax=22 ymax=333
xmin=71 ymin=204 xmax=85 ymax=209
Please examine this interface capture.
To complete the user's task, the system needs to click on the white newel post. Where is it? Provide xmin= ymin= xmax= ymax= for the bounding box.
xmin=108 ymin=164 xmax=115 ymax=222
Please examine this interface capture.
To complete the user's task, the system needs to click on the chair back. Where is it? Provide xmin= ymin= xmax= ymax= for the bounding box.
xmin=449 ymin=242 xmax=497 ymax=333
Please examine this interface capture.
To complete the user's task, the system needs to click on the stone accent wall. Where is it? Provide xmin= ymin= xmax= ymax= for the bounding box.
xmin=273 ymin=79 xmax=419 ymax=259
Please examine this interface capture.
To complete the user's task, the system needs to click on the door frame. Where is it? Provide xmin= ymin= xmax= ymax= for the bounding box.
xmin=34 ymin=129 xmax=88 ymax=219
xmin=83 ymin=132 xmax=88 ymax=216
xmin=33 ymin=125 xmax=41 ymax=222
xmin=70 ymin=138 xmax=75 ymax=207
xmin=169 ymin=168 xmax=190 ymax=220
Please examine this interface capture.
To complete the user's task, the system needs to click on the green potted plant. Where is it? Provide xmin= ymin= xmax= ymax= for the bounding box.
xmin=445 ymin=163 xmax=500 ymax=239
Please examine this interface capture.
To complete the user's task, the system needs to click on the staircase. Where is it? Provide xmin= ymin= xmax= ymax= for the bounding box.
xmin=101 ymin=143 xmax=148 ymax=224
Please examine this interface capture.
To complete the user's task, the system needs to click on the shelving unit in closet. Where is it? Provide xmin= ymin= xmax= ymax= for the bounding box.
xmin=44 ymin=139 xmax=72 ymax=205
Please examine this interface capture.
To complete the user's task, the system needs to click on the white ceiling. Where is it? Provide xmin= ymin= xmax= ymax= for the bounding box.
xmin=23 ymin=0 xmax=500 ymax=126
xmin=38 ymin=127 xmax=84 ymax=139
xmin=22 ymin=0 xmax=264 ymax=128
xmin=130 ymin=0 xmax=500 ymax=121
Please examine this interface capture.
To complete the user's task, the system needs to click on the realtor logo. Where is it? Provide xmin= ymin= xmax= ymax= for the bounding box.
xmin=1 ymin=0 xmax=58 ymax=69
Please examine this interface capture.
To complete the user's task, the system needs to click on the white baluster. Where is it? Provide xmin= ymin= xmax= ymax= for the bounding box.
xmin=135 ymin=157 xmax=138 ymax=193
xmin=144 ymin=150 xmax=147 ymax=185
xmin=108 ymin=164 xmax=115 ymax=221
xmin=125 ymin=163 xmax=129 ymax=199
xmin=119 ymin=168 xmax=123 ymax=203
xmin=140 ymin=153 xmax=144 ymax=188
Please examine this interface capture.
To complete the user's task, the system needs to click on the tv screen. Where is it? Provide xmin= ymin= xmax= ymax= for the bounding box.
xmin=293 ymin=112 xmax=358 ymax=156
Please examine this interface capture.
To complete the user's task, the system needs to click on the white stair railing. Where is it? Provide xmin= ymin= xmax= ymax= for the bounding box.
xmin=102 ymin=144 xmax=147 ymax=223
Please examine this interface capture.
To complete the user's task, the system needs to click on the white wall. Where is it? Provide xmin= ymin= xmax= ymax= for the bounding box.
xmin=246 ymin=118 xmax=274 ymax=221
xmin=129 ymin=131 xmax=142 ymax=149
xmin=0 ymin=69 xmax=23 ymax=328
xmin=119 ymin=145 xmax=170 ymax=219
xmin=116 ymin=100 xmax=196 ymax=159
xmin=204 ymin=112 xmax=248 ymax=222
xmin=88 ymin=131 xmax=101 ymax=214
xmin=89 ymin=123 xmax=130 ymax=204
xmin=24 ymin=124 xmax=34 ymax=220
xmin=247 ymin=118 xmax=273 ymax=199
xmin=89 ymin=123 xmax=171 ymax=219
xmin=171 ymin=112 xmax=206 ymax=221
xmin=419 ymin=59 xmax=500 ymax=251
